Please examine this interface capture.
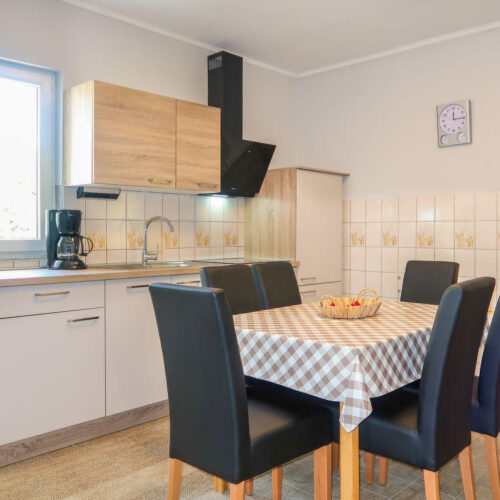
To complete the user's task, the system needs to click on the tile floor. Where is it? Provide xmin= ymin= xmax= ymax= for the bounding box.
xmin=0 ymin=417 xmax=496 ymax=499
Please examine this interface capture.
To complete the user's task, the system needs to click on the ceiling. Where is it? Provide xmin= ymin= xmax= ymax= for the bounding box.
xmin=63 ymin=0 xmax=500 ymax=76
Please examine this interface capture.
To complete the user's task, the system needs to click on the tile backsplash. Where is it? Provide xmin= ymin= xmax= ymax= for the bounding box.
xmin=63 ymin=188 xmax=245 ymax=265
xmin=343 ymin=192 xmax=500 ymax=307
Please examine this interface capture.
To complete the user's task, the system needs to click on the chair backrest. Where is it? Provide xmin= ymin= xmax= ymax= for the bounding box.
xmin=251 ymin=261 xmax=302 ymax=310
xmin=200 ymin=264 xmax=261 ymax=314
xmin=149 ymin=284 xmax=251 ymax=482
xmin=418 ymin=277 xmax=494 ymax=470
xmin=477 ymin=298 xmax=500 ymax=436
xmin=400 ymin=261 xmax=459 ymax=305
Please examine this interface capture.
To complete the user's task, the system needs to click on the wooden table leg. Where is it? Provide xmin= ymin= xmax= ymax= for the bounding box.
xmin=213 ymin=476 xmax=229 ymax=493
xmin=340 ymin=403 xmax=360 ymax=500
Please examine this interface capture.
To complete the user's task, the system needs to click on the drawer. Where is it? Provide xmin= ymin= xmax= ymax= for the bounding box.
xmin=171 ymin=273 xmax=201 ymax=287
xmin=299 ymin=282 xmax=342 ymax=303
xmin=0 ymin=281 xmax=105 ymax=319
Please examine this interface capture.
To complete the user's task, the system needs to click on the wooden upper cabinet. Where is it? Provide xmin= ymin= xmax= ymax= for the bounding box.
xmin=176 ymin=100 xmax=221 ymax=191
xmin=93 ymin=82 xmax=176 ymax=189
xmin=64 ymin=81 xmax=221 ymax=193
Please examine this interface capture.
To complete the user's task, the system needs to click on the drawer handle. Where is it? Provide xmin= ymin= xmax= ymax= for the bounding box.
xmin=34 ymin=290 xmax=70 ymax=297
xmin=177 ymin=280 xmax=201 ymax=285
xmin=67 ymin=316 xmax=100 ymax=323
xmin=301 ymin=289 xmax=317 ymax=294
xmin=196 ymin=182 xmax=217 ymax=189
xmin=300 ymin=277 xmax=316 ymax=281
xmin=149 ymin=178 xmax=173 ymax=185
xmin=127 ymin=284 xmax=150 ymax=289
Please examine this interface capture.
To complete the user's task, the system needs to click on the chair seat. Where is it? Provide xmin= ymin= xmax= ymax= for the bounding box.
xmin=359 ymin=389 xmax=422 ymax=469
xmin=246 ymin=377 xmax=340 ymax=440
xmin=402 ymin=379 xmax=421 ymax=394
xmin=246 ymin=386 xmax=335 ymax=476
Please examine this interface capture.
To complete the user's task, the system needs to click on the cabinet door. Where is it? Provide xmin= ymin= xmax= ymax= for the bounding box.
xmin=299 ymin=282 xmax=342 ymax=303
xmin=296 ymin=170 xmax=342 ymax=285
xmin=93 ymin=81 xmax=176 ymax=189
xmin=105 ymin=276 xmax=171 ymax=415
xmin=176 ymin=100 xmax=221 ymax=191
xmin=0 ymin=309 xmax=105 ymax=445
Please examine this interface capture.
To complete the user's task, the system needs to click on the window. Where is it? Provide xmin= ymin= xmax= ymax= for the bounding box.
xmin=0 ymin=60 xmax=56 ymax=252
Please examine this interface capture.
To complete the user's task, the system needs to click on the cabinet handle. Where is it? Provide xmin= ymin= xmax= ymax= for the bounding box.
xmin=301 ymin=289 xmax=317 ymax=294
xmin=127 ymin=284 xmax=150 ymax=289
xmin=176 ymin=280 xmax=201 ymax=285
xmin=149 ymin=178 xmax=173 ymax=185
xmin=67 ymin=316 xmax=100 ymax=323
xmin=196 ymin=182 xmax=217 ymax=189
xmin=34 ymin=290 xmax=70 ymax=297
xmin=300 ymin=277 xmax=316 ymax=281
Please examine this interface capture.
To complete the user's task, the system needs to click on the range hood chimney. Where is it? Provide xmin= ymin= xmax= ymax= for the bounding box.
xmin=208 ymin=51 xmax=276 ymax=197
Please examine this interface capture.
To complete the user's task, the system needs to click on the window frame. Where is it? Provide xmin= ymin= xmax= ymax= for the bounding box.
xmin=0 ymin=59 xmax=57 ymax=253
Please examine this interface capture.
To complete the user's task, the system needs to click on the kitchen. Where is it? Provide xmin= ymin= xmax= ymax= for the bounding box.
xmin=1 ymin=1 xmax=500 ymax=499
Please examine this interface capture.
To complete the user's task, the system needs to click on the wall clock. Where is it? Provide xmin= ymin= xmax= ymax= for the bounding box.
xmin=436 ymin=99 xmax=471 ymax=147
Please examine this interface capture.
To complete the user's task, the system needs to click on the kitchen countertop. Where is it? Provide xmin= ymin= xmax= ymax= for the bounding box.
xmin=0 ymin=260 xmax=298 ymax=287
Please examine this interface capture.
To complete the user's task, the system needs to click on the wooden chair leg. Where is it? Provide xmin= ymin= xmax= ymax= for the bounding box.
xmin=244 ymin=478 xmax=254 ymax=495
xmin=459 ymin=445 xmax=477 ymax=500
xmin=365 ymin=452 xmax=375 ymax=484
xmin=167 ymin=458 xmax=183 ymax=500
xmin=332 ymin=442 xmax=340 ymax=470
xmin=272 ymin=466 xmax=282 ymax=500
xmin=379 ymin=456 xmax=389 ymax=486
xmin=423 ymin=470 xmax=440 ymax=500
xmin=314 ymin=443 xmax=333 ymax=500
xmin=214 ymin=476 xmax=229 ymax=493
xmin=230 ymin=481 xmax=246 ymax=500
xmin=484 ymin=435 xmax=500 ymax=500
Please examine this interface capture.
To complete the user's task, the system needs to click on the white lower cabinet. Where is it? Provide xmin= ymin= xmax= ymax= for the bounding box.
xmin=299 ymin=281 xmax=342 ymax=303
xmin=0 ymin=308 xmax=105 ymax=445
xmin=105 ymin=276 xmax=171 ymax=415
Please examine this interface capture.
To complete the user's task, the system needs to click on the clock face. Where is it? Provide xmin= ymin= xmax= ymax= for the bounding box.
xmin=439 ymin=104 xmax=466 ymax=134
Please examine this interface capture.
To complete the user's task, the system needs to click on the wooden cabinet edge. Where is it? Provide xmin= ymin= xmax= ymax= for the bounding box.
xmin=63 ymin=81 xmax=95 ymax=186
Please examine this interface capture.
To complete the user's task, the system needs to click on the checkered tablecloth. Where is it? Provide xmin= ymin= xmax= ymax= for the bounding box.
xmin=234 ymin=300 xmax=439 ymax=432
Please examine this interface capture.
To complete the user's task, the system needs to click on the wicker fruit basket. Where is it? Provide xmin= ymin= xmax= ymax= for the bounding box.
xmin=319 ymin=288 xmax=382 ymax=319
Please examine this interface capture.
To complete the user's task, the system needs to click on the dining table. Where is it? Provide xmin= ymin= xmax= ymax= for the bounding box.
xmin=231 ymin=299 xmax=443 ymax=500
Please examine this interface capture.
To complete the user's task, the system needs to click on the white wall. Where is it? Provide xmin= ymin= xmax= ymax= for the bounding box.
xmin=296 ymin=28 xmax=500 ymax=199
xmin=0 ymin=0 xmax=297 ymax=169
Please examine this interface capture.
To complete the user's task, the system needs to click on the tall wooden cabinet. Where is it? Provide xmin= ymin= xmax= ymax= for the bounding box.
xmin=64 ymin=81 xmax=221 ymax=192
xmin=245 ymin=167 xmax=347 ymax=301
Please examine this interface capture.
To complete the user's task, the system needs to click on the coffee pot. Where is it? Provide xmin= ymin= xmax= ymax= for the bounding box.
xmin=46 ymin=210 xmax=93 ymax=270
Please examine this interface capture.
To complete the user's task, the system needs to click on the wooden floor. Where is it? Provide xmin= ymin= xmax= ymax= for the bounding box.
xmin=0 ymin=418 xmax=497 ymax=499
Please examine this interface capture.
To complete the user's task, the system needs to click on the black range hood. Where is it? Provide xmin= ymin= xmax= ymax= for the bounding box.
xmin=208 ymin=51 xmax=276 ymax=197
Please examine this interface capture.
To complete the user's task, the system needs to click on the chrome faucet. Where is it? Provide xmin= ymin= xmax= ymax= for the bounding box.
xmin=142 ymin=216 xmax=174 ymax=267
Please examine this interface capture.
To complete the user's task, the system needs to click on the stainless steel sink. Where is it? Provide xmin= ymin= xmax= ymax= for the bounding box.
xmin=90 ymin=261 xmax=198 ymax=270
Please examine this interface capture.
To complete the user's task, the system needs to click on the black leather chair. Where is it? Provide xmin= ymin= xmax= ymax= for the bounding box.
xmin=250 ymin=261 xmax=302 ymax=310
xmin=356 ymin=278 xmax=494 ymax=499
xmin=472 ymin=298 xmax=500 ymax=499
xmin=400 ymin=260 xmax=459 ymax=305
xmin=149 ymin=283 xmax=336 ymax=500
xmin=368 ymin=261 xmax=459 ymax=485
xmin=200 ymin=264 xmax=261 ymax=315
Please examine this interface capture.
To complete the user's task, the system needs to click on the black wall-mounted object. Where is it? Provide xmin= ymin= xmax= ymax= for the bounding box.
xmin=77 ymin=187 xmax=120 ymax=200
xmin=208 ymin=51 xmax=276 ymax=197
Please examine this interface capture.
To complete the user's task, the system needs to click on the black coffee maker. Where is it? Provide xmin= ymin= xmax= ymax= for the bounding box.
xmin=46 ymin=210 xmax=93 ymax=269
